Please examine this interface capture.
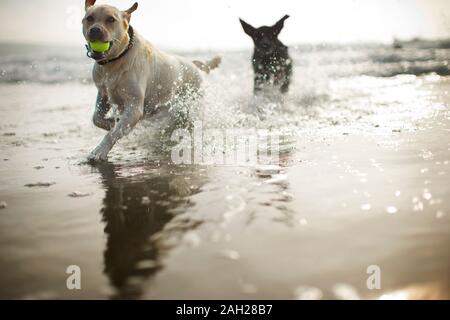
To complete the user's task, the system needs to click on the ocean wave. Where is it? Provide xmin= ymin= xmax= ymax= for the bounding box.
xmin=0 ymin=55 xmax=92 ymax=84
xmin=365 ymin=63 xmax=450 ymax=77
xmin=0 ymin=44 xmax=449 ymax=84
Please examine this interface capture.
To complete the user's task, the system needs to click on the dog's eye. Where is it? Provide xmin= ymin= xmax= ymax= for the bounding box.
xmin=86 ymin=15 xmax=94 ymax=22
xmin=106 ymin=16 xmax=116 ymax=23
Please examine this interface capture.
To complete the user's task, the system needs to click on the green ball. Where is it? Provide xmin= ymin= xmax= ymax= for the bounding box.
xmin=89 ymin=41 xmax=110 ymax=53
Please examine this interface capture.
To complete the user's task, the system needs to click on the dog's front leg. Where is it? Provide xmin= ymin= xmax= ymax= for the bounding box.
xmin=280 ymin=61 xmax=292 ymax=94
xmin=93 ymin=93 xmax=115 ymax=131
xmin=254 ymin=74 xmax=265 ymax=94
xmin=88 ymin=99 xmax=144 ymax=162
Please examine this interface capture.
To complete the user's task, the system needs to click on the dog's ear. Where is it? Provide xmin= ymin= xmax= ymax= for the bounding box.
xmin=239 ymin=18 xmax=256 ymax=38
xmin=85 ymin=0 xmax=96 ymax=11
xmin=123 ymin=2 xmax=138 ymax=21
xmin=272 ymin=14 xmax=289 ymax=36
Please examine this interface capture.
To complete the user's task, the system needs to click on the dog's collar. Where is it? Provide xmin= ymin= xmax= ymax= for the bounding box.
xmin=85 ymin=26 xmax=135 ymax=66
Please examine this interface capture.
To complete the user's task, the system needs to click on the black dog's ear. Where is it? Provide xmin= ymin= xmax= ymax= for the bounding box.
xmin=272 ymin=14 xmax=290 ymax=36
xmin=239 ymin=18 xmax=256 ymax=38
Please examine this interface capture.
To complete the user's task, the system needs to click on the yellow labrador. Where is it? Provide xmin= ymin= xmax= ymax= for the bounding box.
xmin=82 ymin=0 xmax=220 ymax=161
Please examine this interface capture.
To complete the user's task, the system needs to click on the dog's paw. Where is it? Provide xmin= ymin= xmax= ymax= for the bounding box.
xmin=87 ymin=146 xmax=109 ymax=163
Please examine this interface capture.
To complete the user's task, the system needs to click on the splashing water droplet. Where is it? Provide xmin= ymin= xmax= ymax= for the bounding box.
xmin=220 ymin=249 xmax=240 ymax=260
xmin=293 ymin=286 xmax=323 ymax=300
xmin=332 ymin=283 xmax=360 ymax=300
xmin=436 ymin=211 xmax=445 ymax=219
xmin=423 ymin=191 xmax=432 ymax=201
xmin=241 ymin=283 xmax=258 ymax=294
xmin=386 ymin=206 xmax=398 ymax=214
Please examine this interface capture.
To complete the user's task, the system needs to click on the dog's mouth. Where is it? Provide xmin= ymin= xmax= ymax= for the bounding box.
xmin=87 ymin=41 xmax=113 ymax=61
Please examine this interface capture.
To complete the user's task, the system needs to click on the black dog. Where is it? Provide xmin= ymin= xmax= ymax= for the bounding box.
xmin=240 ymin=15 xmax=292 ymax=94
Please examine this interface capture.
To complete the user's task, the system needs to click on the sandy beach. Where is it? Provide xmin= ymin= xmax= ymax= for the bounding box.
xmin=0 ymin=43 xmax=449 ymax=299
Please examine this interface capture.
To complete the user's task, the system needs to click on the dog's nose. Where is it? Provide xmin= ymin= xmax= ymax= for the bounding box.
xmin=88 ymin=27 xmax=104 ymax=41
xmin=261 ymin=43 xmax=270 ymax=49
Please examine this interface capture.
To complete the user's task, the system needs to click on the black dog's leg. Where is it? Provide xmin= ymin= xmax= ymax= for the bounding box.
xmin=92 ymin=93 xmax=115 ymax=131
xmin=253 ymin=73 xmax=266 ymax=94
xmin=280 ymin=61 xmax=292 ymax=94
xmin=280 ymin=78 xmax=290 ymax=94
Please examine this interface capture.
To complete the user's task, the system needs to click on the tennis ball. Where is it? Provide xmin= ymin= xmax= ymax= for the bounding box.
xmin=89 ymin=41 xmax=110 ymax=53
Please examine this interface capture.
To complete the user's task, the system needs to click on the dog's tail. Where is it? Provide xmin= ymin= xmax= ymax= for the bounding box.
xmin=192 ymin=56 xmax=221 ymax=74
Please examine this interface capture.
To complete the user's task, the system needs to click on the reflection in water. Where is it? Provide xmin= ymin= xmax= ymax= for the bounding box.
xmin=378 ymin=282 xmax=449 ymax=300
xmin=94 ymin=162 xmax=207 ymax=299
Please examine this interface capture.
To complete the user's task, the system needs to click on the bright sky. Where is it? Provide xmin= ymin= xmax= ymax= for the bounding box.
xmin=0 ymin=0 xmax=449 ymax=50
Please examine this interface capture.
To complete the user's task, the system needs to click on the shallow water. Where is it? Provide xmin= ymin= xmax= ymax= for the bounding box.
xmin=0 ymin=43 xmax=449 ymax=299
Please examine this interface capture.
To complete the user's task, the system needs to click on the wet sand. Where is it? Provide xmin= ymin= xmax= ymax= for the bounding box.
xmin=0 ymin=73 xmax=449 ymax=299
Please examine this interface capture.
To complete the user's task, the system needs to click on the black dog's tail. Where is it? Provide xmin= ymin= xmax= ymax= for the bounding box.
xmin=193 ymin=56 xmax=222 ymax=74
